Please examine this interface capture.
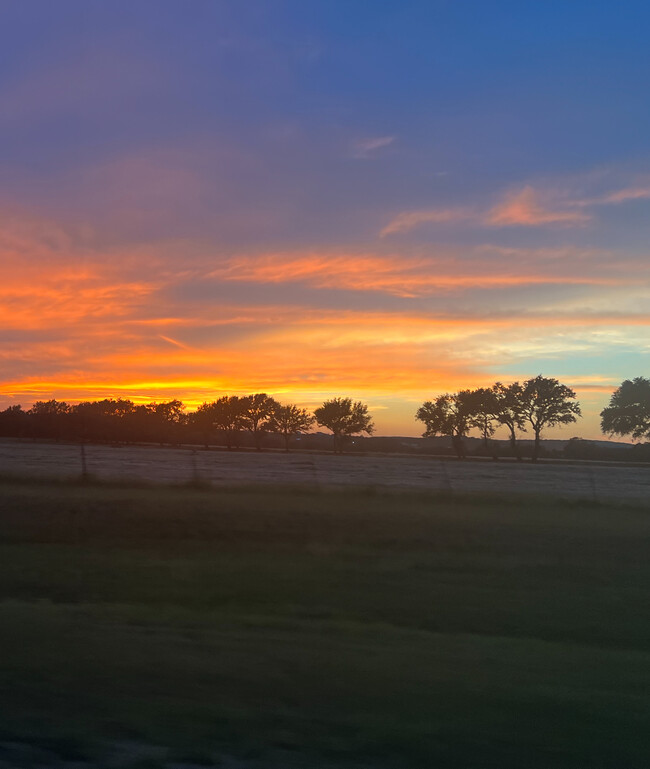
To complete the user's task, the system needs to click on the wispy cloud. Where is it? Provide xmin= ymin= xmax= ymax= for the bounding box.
xmin=207 ymin=249 xmax=639 ymax=297
xmin=381 ymin=175 xmax=650 ymax=235
xmin=589 ymin=186 xmax=650 ymax=205
xmin=485 ymin=186 xmax=591 ymax=227
xmin=351 ymin=136 xmax=395 ymax=159
xmin=380 ymin=208 xmax=471 ymax=236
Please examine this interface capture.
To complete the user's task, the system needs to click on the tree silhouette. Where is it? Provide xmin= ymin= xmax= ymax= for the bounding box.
xmin=73 ymin=399 xmax=137 ymax=444
xmin=519 ymin=375 xmax=581 ymax=461
xmin=268 ymin=404 xmax=315 ymax=452
xmin=415 ymin=391 xmax=474 ymax=459
xmin=600 ymin=377 xmax=650 ymax=440
xmin=466 ymin=387 xmax=497 ymax=449
xmin=491 ymin=381 xmax=527 ymax=460
xmin=240 ymin=393 xmax=280 ymax=451
xmin=148 ymin=399 xmax=186 ymax=445
xmin=314 ymin=398 xmax=374 ymax=453
xmin=28 ymin=400 xmax=71 ymax=441
xmin=0 ymin=405 xmax=27 ymax=438
xmin=193 ymin=402 xmax=217 ymax=448
xmin=211 ymin=395 xmax=246 ymax=450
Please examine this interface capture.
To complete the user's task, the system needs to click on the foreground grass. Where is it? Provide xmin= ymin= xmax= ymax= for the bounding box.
xmin=0 ymin=481 xmax=649 ymax=767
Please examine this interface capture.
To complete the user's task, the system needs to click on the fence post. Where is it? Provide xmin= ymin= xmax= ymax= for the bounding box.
xmin=80 ymin=442 xmax=89 ymax=481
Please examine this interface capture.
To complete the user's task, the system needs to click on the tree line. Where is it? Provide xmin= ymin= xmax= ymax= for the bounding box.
xmin=416 ymin=375 xmax=582 ymax=461
xmin=415 ymin=374 xmax=650 ymax=461
xmin=0 ymin=375 xmax=647 ymax=457
xmin=0 ymin=395 xmax=373 ymax=453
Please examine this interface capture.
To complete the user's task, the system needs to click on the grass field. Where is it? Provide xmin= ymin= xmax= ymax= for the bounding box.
xmin=1 ymin=480 xmax=649 ymax=767
xmin=2 ymin=438 xmax=650 ymax=503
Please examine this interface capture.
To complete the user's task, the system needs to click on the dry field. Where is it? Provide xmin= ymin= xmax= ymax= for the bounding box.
xmin=0 ymin=439 xmax=648 ymax=503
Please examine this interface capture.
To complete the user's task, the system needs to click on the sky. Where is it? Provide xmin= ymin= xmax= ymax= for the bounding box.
xmin=1 ymin=0 xmax=649 ymax=438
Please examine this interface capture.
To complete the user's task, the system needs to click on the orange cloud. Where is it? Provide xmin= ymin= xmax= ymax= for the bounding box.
xmin=4 ymin=307 xmax=646 ymax=388
xmin=485 ymin=186 xmax=591 ymax=227
xmin=0 ymin=207 xmax=647 ymax=437
xmin=208 ymin=252 xmax=627 ymax=297
xmin=0 ymin=267 xmax=159 ymax=330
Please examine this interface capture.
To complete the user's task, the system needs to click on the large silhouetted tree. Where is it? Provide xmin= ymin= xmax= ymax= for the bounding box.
xmin=491 ymin=381 xmax=527 ymax=460
xmin=268 ymin=404 xmax=315 ymax=452
xmin=519 ymin=375 xmax=581 ymax=461
xmin=415 ymin=391 xmax=474 ymax=459
xmin=314 ymin=398 xmax=374 ymax=453
xmin=600 ymin=377 xmax=650 ymax=441
xmin=240 ymin=393 xmax=280 ymax=450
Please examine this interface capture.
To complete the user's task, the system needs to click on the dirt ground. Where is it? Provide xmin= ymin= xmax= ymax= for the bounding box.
xmin=0 ymin=439 xmax=648 ymax=504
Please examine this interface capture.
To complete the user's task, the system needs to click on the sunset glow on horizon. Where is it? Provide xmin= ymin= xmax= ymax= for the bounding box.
xmin=1 ymin=2 xmax=649 ymax=439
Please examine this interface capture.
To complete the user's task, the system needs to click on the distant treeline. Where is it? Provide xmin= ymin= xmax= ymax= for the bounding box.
xmin=415 ymin=375 xmax=582 ymax=461
xmin=415 ymin=374 xmax=650 ymax=461
xmin=0 ymin=375 xmax=647 ymax=460
xmin=0 ymin=395 xmax=372 ymax=454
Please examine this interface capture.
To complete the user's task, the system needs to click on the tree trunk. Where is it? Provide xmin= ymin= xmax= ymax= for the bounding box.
xmin=284 ymin=433 xmax=290 ymax=453
xmin=451 ymin=433 xmax=465 ymax=460
xmin=532 ymin=428 xmax=541 ymax=462
xmin=509 ymin=427 xmax=522 ymax=461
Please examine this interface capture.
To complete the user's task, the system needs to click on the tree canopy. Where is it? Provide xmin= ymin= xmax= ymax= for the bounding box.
xmin=600 ymin=377 xmax=650 ymax=441
xmin=415 ymin=391 xmax=475 ymax=459
xmin=210 ymin=396 xmax=246 ymax=450
xmin=416 ymin=377 xmax=581 ymax=461
xmin=465 ymin=387 xmax=498 ymax=449
xmin=314 ymin=398 xmax=374 ymax=453
xmin=267 ymin=404 xmax=315 ymax=451
xmin=491 ymin=381 xmax=527 ymax=460
xmin=239 ymin=393 xmax=280 ymax=450
xmin=519 ymin=375 xmax=581 ymax=461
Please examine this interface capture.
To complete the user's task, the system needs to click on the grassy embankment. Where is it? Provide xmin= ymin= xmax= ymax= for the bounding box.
xmin=0 ymin=479 xmax=649 ymax=767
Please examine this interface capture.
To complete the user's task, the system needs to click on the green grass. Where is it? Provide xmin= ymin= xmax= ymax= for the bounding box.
xmin=0 ymin=480 xmax=649 ymax=767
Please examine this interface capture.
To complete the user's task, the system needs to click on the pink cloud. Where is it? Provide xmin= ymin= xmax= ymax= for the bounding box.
xmin=485 ymin=186 xmax=591 ymax=227
xmin=380 ymin=208 xmax=471 ymax=236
